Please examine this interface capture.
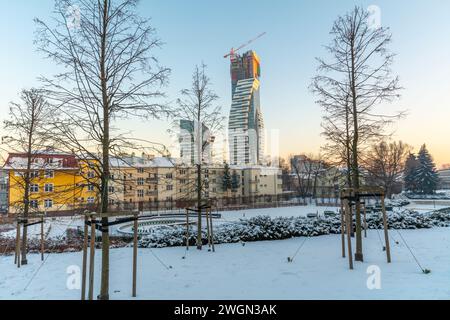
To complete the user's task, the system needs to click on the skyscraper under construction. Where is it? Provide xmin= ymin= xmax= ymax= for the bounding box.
xmin=228 ymin=51 xmax=265 ymax=166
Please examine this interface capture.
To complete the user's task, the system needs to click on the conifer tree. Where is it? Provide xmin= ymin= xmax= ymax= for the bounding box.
xmin=222 ymin=163 xmax=232 ymax=192
xmin=404 ymin=153 xmax=419 ymax=193
xmin=414 ymin=145 xmax=439 ymax=194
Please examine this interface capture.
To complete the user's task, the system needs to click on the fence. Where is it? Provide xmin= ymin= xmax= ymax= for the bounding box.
xmin=1 ymin=194 xmax=344 ymax=220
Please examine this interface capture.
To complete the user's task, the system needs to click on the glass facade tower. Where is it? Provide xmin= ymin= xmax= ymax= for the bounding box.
xmin=228 ymin=51 xmax=265 ymax=166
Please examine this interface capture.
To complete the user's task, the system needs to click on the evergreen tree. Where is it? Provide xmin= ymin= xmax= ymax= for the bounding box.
xmin=404 ymin=153 xmax=418 ymax=193
xmin=414 ymin=144 xmax=439 ymax=194
xmin=222 ymin=163 xmax=232 ymax=192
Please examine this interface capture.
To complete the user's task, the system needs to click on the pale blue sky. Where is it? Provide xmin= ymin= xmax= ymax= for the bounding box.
xmin=1 ymin=0 xmax=450 ymax=165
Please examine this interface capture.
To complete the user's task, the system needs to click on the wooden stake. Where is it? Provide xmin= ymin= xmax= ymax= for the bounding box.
xmin=363 ymin=203 xmax=367 ymax=238
xmin=209 ymin=208 xmax=215 ymax=253
xmin=344 ymin=200 xmax=353 ymax=270
xmin=88 ymin=215 xmax=96 ymax=300
xmin=15 ymin=221 xmax=21 ymax=268
xmin=132 ymin=212 xmax=138 ymax=298
xmin=340 ymin=203 xmax=346 ymax=258
xmin=185 ymin=209 xmax=189 ymax=250
xmin=81 ymin=215 xmax=89 ymax=301
xmin=205 ymin=208 xmax=212 ymax=249
xmin=14 ymin=221 xmax=19 ymax=265
xmin=40 ymin=217 xmax=45 ymax=261
xmin=381 ymin=195 xmax=392 ymax=263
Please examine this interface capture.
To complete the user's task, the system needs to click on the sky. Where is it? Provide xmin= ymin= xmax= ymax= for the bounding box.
xmin=0 ymin=0 xmax=450 ymax=166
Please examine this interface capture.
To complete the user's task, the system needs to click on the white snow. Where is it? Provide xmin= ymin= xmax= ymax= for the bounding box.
xmin=1 ymin=226 xmax=449 ymax=300
xmin=1 ymin=216 xmax=82 ymax=240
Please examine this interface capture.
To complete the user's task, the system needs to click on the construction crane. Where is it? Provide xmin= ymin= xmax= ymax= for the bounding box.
xmin=224 ymin=32 xmax=267 ymax=60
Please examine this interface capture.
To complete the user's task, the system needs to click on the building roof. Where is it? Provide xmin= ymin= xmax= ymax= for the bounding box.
xmin=3 ymin=151 xmax=79 ymax=171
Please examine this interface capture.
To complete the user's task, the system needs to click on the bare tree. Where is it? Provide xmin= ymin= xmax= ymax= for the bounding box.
xmin=2 ymin=89 xmax=53 ymax=265
xmin=172 ymin=63 xmax=224 ymax=250
xmin=34 ymin=0 xmax=170 ymax=299
xmin=290 ymin=154 xmax=326 ymax=200
xmin=363 ymin=140 xmax=412 ymax=198
xmin=311 ymin=6 xmax=404 ymax=261
xmin=320 ymin=94 xmax=353 ymax=187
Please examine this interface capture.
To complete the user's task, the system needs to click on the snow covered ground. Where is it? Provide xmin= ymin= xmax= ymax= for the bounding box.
xmin=0 ymin=216 xmax=83 ymax=240
xmin=1 ymin=226 xmax=449 ymax=300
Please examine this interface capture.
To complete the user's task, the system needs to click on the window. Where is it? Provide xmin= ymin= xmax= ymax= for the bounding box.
xmin=137 ymin=190 xmax=144 ymax=198
xmin=108 ymin=186 xmax=115 ymax=193
xmin=30 ymin=184 xmax=39 ymax=193
xmin=137 ymin=177 xmax=144 ymax=186
xmin=30 ymin=171 xmax=40 ymax=178
xmin=87 ymin=184 xmax=95 ymax=192
xmin=87 ymin=171 xmax=95 ymax=179
xmin=45 ymin=170 xmax=54 ymax=178
xmin=166 ymin=185 xmax=173 ymax=191
xmin=30 ymin=200 xmax=39 ymax=209
xmin=44 ymin=199 xmax=53 ymax=208
xmin=44 ymin=184 xmax=54 ymax=192
xmin=87 ymin=197 xmax=95 ymax=204
xmin=166 ymin=173 xmax=173 ymax=179
xmin=138 ymin=168 xmax=144 ymax=174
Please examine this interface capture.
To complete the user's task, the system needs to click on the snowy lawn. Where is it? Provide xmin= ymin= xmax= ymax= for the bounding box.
xmin=1 ymin=227 xmax=449 ymax=300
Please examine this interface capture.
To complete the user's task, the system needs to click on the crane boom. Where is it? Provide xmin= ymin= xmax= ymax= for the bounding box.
xmin=224 ymin=32 xmax=266 ymax=59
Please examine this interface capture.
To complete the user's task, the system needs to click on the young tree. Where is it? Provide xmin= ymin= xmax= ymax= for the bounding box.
xmin=404 ymin=153 xmax=419 ymax=193
xmin=222 ymin=162 xmax=232 ymax=194
xmin=2 ymin=89 xmax=53 ymax=265
xmin=363 ymin=140 xmax=412 ymax=198
xmin=311 ymin=6 xmax=404 ymax=261
xmin=414 ymin=145 xmax=439 ymax=195
xmin=35 ymin=0 xmax=170 ymax=299
xmin=173 ymin=63 xmax=224 ymax=250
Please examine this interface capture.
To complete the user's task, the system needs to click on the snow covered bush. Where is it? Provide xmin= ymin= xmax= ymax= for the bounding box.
xmin=139 ymin=208 xmax=450 ymax=248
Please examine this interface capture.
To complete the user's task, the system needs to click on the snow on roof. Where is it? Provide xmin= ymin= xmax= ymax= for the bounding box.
xmin=109 ymin=156 xmax=176 ymax=168
xmin=3 ymin=152 xmax=79 ymax=170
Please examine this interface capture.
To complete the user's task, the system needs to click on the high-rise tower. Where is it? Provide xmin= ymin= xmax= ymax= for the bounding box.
xmin=228 ymin=51 xmax=265 ymax=166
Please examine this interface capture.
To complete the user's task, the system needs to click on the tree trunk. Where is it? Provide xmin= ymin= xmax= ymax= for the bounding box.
xmin=21 ymin=107 xmax=36 ymax=266
xmin=99 ymin=0 xmax=110 ymax=300
xmin=350 ymin=36 xmax=363 ymax=262
xmin=196 ymin=163 xmax=202 ymax=250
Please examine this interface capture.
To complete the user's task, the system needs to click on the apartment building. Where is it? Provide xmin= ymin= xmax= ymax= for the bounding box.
xmin=438 ymin=169 xmax=450 ymax=190
xmin=3 ymin=151 xmax=91 ymax=214
xmin=3 ymin=149 xmax=282 ymax=213
xmin=0 ymin=170 xmax=8 ymax=214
